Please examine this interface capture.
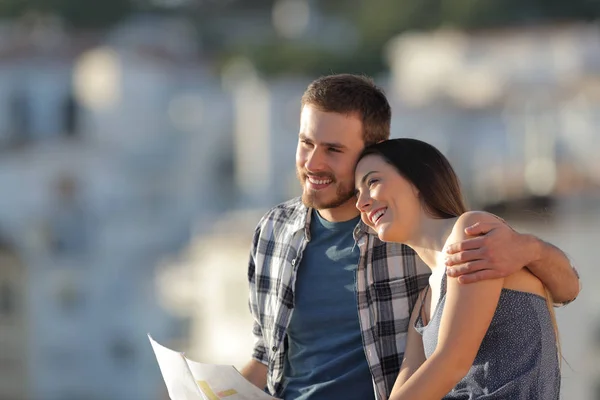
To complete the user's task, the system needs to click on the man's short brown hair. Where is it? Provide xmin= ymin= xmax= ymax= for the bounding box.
xmin=301 ymin=74 xmax=391 ymax=146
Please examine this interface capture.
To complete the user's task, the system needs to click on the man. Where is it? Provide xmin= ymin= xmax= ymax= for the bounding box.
xmin=240 ymin=74 xmax=580 ymax=400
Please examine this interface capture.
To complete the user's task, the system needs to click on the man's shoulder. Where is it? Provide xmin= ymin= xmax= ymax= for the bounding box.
xmin=255 ymin=197 xmax=307 ymax=231
xmin=261 ymin=196 xmax=306 ymax=220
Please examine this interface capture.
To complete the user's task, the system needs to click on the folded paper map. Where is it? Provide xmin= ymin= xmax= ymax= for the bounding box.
xmin=148 ymin=334 xmax=279 ymax=400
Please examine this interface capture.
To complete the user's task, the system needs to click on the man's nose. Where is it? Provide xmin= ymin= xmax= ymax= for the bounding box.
xmin=305 ymin=149 xmax=324 ymax=171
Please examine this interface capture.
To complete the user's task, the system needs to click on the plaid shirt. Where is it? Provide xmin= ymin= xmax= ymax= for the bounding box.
xmin=247 ymin=197 xmax=430 ymax=400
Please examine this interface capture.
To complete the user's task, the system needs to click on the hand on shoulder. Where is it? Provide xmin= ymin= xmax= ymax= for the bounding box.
xmin=444 ymin=211 xmax=527 ymax=283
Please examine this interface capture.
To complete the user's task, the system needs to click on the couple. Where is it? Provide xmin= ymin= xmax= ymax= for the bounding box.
xmin=240 ymin=74 xmax=580 ymax=399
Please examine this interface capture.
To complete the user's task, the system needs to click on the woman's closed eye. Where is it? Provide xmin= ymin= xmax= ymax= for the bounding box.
xmin=367 ymin=178 xmax=379 ymax=188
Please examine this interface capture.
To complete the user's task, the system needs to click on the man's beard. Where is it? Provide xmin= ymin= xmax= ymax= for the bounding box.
xmin=297 ymin=169 xmax=356 ymax=210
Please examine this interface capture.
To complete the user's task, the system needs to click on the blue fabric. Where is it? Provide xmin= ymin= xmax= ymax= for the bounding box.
xmin=281 ymin=211 xmax=375 ymax=400
xmin=415 ymin=274 xmax=561 ymax=399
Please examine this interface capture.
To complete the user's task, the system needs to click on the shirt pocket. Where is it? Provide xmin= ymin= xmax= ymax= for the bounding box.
xmin=369 ymin=277 xmax=412 ymax=338
xmin=370 ymin=277 xmax=410 ymax=302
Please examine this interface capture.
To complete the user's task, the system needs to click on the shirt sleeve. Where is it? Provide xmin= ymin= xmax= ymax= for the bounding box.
xmin=248 ymin=224 xmax=269 ymax=365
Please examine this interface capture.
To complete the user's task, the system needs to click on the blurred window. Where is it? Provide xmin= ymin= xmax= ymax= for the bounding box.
xmin=56 ymin=281 xmax=85 ymax=314
xmin=8 ymin=88 xmax=31 ymax=146
xmin=0 ymin=282 xmax=14 ymax=317
xmin=62 ymin=92 xmax=80 ymax=139
xmin=108 ymin=336 xmax=136 ymax=367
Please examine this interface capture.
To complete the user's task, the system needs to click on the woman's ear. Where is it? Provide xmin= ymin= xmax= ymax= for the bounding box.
xmin=411 ymin=183 xmax=420 ymax=198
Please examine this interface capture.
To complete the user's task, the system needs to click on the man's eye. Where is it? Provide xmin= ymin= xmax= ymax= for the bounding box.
xmin=328 ymin=147 xmax=341 ymax=153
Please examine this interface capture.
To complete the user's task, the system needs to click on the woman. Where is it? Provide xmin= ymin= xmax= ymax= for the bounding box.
xmin=354 ymin=138 xmax=560 ymax=399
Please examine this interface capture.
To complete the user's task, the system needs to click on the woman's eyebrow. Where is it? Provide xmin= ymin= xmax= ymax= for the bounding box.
xmin=358 ymin=171 xmax=378 ymax=186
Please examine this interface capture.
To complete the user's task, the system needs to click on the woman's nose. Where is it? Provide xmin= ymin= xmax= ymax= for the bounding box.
xmin=355 ymin=191 xmax=372 ymax=212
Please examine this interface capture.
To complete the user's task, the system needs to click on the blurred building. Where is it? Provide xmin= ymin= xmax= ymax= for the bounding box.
xmin=0 ymin=11 xmax=309 ymax=400
xmin=0 ymin=14 xmax=218 ymax=400
xmin=0 ymin=239 xmax=28 ymax=400
xmin=0 ymin=10 xmax=598 ymax=399
xmin=155 ymin=211 xmax=264 ymax=369
xmin=386 ymin=23 xmax=600 ymax=208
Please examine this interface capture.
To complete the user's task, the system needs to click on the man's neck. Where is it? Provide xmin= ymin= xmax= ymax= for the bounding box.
xmin=316 ymin=201 xmax=360 ymax=223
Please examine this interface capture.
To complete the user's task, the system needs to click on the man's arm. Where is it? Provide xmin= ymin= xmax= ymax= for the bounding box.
xmin=241 ymin=359 xmax=268 ymax=390
xmin=443 ymin=218 xmax=580 ymax=305
xmin=243 ymin=224 xmax=270 ymax=390
xmin=522 ymin=235 xmax=580 ymax=305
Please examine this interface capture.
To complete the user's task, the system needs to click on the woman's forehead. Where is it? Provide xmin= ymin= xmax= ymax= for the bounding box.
xmin=355 ymin=155 xmax=386 ymax=183
xmin=356 ymin=154 xmax=386 ymax=172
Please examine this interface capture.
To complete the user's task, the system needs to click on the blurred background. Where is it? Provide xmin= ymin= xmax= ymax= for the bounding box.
xmin=0 ymin=0 xmax=598 ymax=399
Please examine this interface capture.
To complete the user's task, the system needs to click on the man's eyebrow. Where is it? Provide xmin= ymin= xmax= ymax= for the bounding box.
xmin=298 ymin=133 xmax=347 ymax=150
xmin=325 ymin=142 xmax=347 ymax=150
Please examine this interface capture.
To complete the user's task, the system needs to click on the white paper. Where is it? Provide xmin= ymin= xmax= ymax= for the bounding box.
xmin=149 ymin=334 xmax=279 ymax=400
xmin=149 ymin=335 xmax=207 ymax=400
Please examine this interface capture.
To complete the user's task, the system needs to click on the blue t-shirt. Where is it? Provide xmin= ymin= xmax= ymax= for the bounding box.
xmin=281 ymin=211 xmax=375 ymax=400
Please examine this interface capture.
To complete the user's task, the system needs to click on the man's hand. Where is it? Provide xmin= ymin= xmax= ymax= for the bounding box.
xmin=443 ymin=218 xmax=538 ymax=284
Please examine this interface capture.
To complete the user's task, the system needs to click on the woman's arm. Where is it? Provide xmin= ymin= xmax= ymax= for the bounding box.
xmin=390 ymin=212 xmax=504 ymax=400
xmin=391 ymin=288 xmax=428 ymax=391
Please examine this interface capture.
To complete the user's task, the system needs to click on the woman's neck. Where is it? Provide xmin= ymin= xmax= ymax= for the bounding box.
xmin=405 ymin=215 xmax=458 ymax=270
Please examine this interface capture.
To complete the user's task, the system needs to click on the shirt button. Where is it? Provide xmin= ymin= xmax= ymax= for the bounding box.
xmin=272 ymin=346 xmax=278 ymax=352
xmin=291 ymin=259 xmax=296 ymax=266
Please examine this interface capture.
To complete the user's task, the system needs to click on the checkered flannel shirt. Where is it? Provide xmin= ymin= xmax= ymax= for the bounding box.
xmin=247 ymin=197 xmax=431 ymax=400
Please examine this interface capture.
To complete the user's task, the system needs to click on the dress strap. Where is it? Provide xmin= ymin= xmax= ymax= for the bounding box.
xmin=418 ymin=284 xmax=430 ymax=325
xmin=440 ymin=268 xmax=448 ymax=298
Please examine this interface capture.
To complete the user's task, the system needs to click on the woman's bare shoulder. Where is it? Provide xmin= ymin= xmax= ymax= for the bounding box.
xmin=457 ymin=210 xmax=502 ymax=226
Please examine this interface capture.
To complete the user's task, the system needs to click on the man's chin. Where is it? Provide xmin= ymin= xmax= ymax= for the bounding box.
xmin=302 ymin=192 xmax=352 ymax=211
xmin=301 ymin=192 xmax=332 ymax=210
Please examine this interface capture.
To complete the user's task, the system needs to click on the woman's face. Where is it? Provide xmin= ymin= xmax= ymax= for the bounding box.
xmin=355 ymin=154 xmax=422 ymax=243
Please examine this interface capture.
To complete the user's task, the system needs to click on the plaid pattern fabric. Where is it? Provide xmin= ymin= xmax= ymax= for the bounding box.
xmin=247 ymin=197 xmax=430 ymax=399
xmin=353 ymin=226 xmax=431 ymax=399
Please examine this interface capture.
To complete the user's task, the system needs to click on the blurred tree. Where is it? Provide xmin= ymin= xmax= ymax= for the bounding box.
xmin=0 ymin=0 xmax=133 ymax=29
xmin=348 ymin=0 xmax=600 ymax=37
xmin=236 ymin=0 xmax=600 ymax=77
xmin=331 ymin=0 xmax=600 ymax=75
xmin=2 ymin=0 xmax=600 ymax=74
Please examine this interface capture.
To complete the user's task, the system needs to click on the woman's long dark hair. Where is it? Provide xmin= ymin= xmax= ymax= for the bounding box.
xmin=358 ymin=138 xmax=468 ymax=218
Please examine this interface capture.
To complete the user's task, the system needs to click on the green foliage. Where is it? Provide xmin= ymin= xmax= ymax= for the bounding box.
xmin=218 ymin=36 xmax=391 ymax=79
xmin=0 ymin=0 xmax=133 ymax=28
xmin=250 ymin=0 xmax=600 ymax=76
xmin=2 ymin=0 xmax=600 ymax=74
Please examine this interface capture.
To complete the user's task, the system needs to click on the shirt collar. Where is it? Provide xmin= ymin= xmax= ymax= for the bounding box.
xmin=294 ymin=198 xmax=377 ymax=242
xmin=288 ymin=201 xmax=312 ymax=241
xmin=353 ymin=218 xmax=377 ymax=241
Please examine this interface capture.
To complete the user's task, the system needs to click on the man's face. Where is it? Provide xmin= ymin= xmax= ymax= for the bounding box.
xmin=295 ymin=105 xmax=365 ymax=211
